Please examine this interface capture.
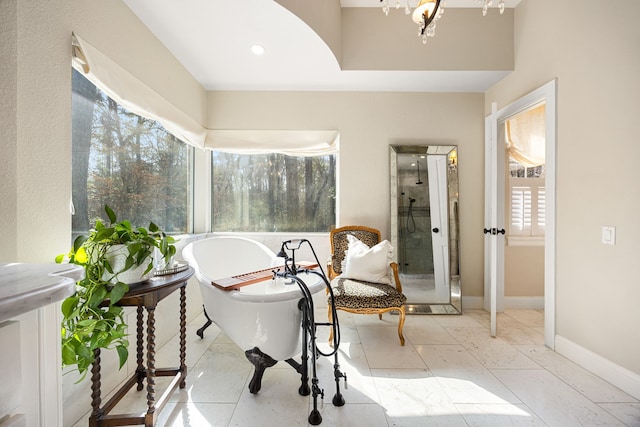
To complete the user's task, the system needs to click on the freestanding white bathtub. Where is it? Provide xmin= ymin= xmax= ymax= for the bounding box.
xmin=182 ymin=236 xmax=326 ymax=392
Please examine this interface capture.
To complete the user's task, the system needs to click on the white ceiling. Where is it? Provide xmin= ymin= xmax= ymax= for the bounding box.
xmin=122 ymin=0 xmax=520 ymax=93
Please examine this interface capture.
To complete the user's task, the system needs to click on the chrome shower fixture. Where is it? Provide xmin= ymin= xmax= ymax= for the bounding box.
xmin=416 ymin=160 xmax=424 ymax=184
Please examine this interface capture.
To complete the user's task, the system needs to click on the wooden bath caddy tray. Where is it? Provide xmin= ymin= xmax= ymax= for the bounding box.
xmin=211 ymin=262 xmax=318 ymax=291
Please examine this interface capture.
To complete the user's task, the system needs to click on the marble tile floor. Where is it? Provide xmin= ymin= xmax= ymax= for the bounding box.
xmin=73 ymin=309 xmax=640 ymax=426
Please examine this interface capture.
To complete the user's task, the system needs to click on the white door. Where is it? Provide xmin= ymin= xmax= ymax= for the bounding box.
xmin=485 ymin=80 xmax=556 ymax=348
xmin=484 ymin=104 xmax=505 ymax=337
xmin=427 ymin=154 xmax=450 ymax=301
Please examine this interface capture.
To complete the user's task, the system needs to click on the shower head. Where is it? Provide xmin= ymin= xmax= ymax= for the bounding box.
xmin=416 ymin=160 xmax=423 ymax=184
xmin=409 ymin=198 xmax=416 ymax=204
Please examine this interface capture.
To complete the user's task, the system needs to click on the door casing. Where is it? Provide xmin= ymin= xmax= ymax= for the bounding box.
xmin=484 ymin=79 xmax=557 ymax=349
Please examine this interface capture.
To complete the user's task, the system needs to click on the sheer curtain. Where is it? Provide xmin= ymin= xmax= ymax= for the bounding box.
xmin=505 ymin=103 xmax=545 ymax=167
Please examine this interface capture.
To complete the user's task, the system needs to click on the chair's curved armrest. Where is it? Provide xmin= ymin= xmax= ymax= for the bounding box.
xmin=389 ymin=262 xmax=403 ymax=293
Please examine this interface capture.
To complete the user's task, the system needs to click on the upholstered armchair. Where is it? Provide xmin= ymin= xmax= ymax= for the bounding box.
xmin=327 ymin=225 xmax=406 ymax=346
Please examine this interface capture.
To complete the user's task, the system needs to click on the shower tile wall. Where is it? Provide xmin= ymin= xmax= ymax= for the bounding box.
xmin=398 ymin=169 xmax=433 ymax=277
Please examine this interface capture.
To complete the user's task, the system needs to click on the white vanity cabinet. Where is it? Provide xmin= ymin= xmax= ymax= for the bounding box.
xmin=0 ymin=320 xmax=23 ymax=426
xmin=0 ymin=264 xmax=82 ymax=427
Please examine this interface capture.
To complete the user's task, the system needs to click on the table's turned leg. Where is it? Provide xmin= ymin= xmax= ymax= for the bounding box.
xmin=136 ymin=305 xmax=145 ymax=391
xmin=89 ymin=348 xmax=102 ymax=425
xmin=146 ymin=307 xmax=157 ymax=420
xmin=179 ymin=285 xmax=187 ymax=388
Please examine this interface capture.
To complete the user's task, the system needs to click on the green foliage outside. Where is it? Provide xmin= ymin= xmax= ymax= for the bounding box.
xmin=212 ymin=152 xmax=336 ymax=232
xmin=72 ymin=69 xmax=191 ymax=240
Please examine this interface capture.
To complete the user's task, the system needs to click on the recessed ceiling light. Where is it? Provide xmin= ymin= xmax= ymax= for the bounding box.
xmin=251 ymin=44 xmax=265 ymax=55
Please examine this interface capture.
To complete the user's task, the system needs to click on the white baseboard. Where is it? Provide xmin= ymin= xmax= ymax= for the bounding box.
xmin=504 ymin=296 xmax=544 ymax=309
xmin=461 ymin=296 xmax=483 ymax=310
xmin=461 ymin=296 xmax=544 ymax=311
xmin=458 ymin=300 xmax=639 ymax=399
xmin=555 ymin=335 xmax=640 ymax=400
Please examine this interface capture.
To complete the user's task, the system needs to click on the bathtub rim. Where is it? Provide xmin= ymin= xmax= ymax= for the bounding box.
xmin=195 ymin=270 xmax=326 ymax=303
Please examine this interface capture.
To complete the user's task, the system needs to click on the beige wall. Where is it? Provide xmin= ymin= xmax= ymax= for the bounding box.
xmin=505 ymin=246 xmax=544 ymax=296
xmin=0 ymin=0 xmax=18 ymax=262
xmin=341 ymin=8 xmax=513 ymax=72
xmin=1 ymin=0 xmax=207 ymax=424
xmin=486 ymin=0 xmax=640 ymax=374
xmin=1 ymin=0 xmax=206 ymax=264
xmin=207 ymin=91 xmax=487 ymax=297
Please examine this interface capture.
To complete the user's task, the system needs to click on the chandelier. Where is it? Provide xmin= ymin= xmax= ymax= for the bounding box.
xmin=380 ymin=0 xmax=505 ymax=44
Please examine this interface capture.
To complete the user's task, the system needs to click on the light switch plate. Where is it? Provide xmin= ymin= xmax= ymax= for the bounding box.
xmin=602 ymin=226 xmax=616 ymax=245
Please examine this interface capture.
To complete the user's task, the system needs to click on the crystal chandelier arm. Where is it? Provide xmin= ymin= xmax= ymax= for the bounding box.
xmin=381 ymin=0 xmax=504 ymax=44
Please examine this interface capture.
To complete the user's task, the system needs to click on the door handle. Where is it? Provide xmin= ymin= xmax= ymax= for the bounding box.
xmin=432 ymin=227 xmax=439 ymax=233
xmin=483 ymin=228 xmax=505 ymax=235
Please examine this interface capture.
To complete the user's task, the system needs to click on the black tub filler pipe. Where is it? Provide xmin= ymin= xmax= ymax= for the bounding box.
xmin=275 ymin=239 xmax=346 ymax=425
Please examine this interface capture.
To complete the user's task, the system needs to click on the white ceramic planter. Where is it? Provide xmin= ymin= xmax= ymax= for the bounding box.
xmin=101 ymin=245 xmax=153 ymax=284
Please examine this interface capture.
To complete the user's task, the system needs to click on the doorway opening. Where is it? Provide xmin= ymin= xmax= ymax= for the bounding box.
xmin=485 ymin=80 xmax=556 ymax=349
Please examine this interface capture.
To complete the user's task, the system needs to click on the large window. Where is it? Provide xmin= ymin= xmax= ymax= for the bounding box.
xmin=212 ymin=152 xmax=336 ymax=232
xmin=71 ymin=69 xmax=192 ymax=237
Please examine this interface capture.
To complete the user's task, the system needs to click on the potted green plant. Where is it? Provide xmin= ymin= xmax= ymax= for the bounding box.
xmin=56 ymin=205 xmax=176 ymax=379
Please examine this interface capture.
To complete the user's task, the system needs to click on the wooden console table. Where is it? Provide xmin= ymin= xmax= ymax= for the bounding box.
xmin=89 ymin=267 xmax=194 ymax=427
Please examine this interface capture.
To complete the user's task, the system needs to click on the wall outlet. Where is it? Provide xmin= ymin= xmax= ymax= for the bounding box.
xmin=602 ymin=226 xmax=616 ymax=245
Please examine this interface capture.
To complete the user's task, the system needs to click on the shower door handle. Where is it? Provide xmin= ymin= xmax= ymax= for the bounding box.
xmin=432 ymin=227 xmax=439 ymax=233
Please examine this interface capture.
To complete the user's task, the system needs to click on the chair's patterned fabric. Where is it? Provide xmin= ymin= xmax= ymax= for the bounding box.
xmin=331 ymin=229 xmax=379 ymax=276
xmin=330 ymin=277 xmax=407 ymax=309
xmin=327 ymin=225 xmax=407 ymax=346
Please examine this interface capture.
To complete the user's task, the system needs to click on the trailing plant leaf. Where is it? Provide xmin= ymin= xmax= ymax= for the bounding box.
xmin=105 ymin=204 xmax=117 ymax=223
xmin=56 ymin=204 xmax=176 ymax=378
xmin=61 ymin=296 xmax=79 ymax=318
xmin=116 ymin=345 xmax=128 ymax=369
xmin=110 ymin=282 xmax=128 ymax=304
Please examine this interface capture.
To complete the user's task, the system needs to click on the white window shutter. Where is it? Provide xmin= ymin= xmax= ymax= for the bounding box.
xmin=511 ymin=185 xmax=532 ymax=234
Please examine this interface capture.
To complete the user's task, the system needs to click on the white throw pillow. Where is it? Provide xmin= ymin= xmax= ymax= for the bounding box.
xmin=341 ymin=234 xmax=393 ymax=284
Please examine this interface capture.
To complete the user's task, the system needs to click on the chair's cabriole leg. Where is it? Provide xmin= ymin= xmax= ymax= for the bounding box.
xmin=398 ymin=306 xmax=406 ymax=346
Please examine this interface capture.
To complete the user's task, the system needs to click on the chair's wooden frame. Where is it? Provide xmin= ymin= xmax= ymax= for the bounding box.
xmin=327 ymin=225 xmax=406 ymax=346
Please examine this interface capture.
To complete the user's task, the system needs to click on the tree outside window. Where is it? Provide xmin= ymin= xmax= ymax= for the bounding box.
xmin=71 ymin=69 xmax=192 ymax=239
xmin=211 ymin=152 xmax=336 ymax=232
